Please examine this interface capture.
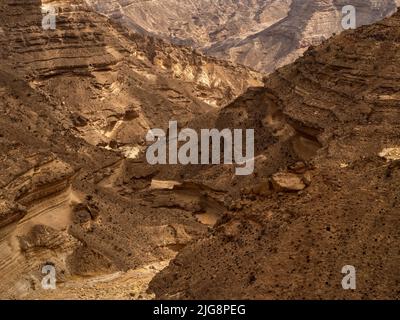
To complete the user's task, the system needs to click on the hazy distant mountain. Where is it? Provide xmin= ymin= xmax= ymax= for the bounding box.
xmin=87 ymin=0 xmax=400 ymax=73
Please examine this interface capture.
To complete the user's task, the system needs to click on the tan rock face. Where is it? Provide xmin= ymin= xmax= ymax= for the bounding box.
xmin=0 ymin=201 xmax=27 ymax=229
xmin=87 ymin=0 xmax=399 ymax=73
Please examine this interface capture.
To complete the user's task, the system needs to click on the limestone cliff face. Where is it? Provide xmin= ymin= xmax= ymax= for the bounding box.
xmin=87 ymin=0 xmax=400 ymax=73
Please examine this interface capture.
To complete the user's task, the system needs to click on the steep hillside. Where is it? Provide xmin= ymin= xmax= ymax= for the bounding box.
xmin=87 ymin=0 xmax=400 ymax=73
xmin=0 ymin=0 xmax=259 ymax=299
xmin=149 ymin=9 xmax=400 ymax=300
xmin=1 ymin=0 xmax=260 ymax=147
xmin=87 ymin=0 xmax=292 ymax=48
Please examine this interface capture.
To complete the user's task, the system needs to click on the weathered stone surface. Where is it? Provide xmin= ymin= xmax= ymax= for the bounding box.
xmin=0 ymin=201 xmax=27 ymax=229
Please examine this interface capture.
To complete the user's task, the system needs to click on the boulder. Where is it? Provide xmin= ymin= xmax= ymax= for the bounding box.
xmin=70 ymin=113 xmax=88 ymax=127
xmin=271 ymin=172 xmax=306 ymax=192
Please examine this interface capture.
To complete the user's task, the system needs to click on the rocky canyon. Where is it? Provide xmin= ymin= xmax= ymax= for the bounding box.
xmin=0 ymin=0 xmax=399 ymax=300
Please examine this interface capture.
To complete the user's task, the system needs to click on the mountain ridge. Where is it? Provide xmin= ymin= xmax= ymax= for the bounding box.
xmin=87 ymin=0 xmax=400 ymax=73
